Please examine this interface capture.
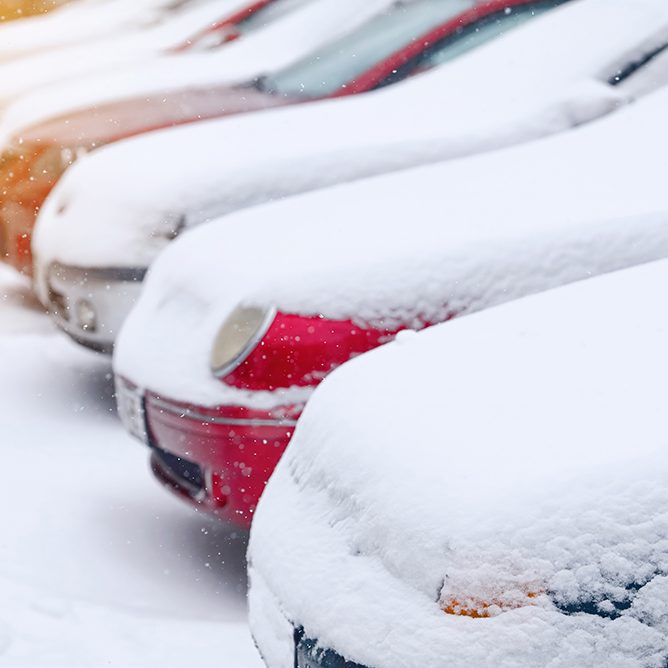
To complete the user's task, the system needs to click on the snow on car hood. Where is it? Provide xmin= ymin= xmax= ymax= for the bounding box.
xmin=0 ymin=0 xmax=252 ymax=112
xmin=248 ymin=258 xmax=668 ymax=668
xmin=114 ymin=85 xmax=668 ymax=408
xmin=0 ymin=0 xmax=189 ymax=62
xmin=34 ymin=0 xmax=668 ymax=273
xmin=0 ymin=0 xmax=393 ymax=138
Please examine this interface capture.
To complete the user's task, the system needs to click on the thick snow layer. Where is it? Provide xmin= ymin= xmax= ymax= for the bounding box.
xmin=0 ymin=0 xmax=254 ymax=113
xmin=0 ymin=0 xmax=190 ymax=62
xmin=248 ymin=258 xmax=668 ymax=668
xmin=0 ymin=0 xmax=394 ymax=139
xmin=114 ymin=84 xmax=668 ymax=409
xmin=34 ymin=0 xmax=668 ymax=272
xmin=0 ymin=267 xmax=261 ymax=666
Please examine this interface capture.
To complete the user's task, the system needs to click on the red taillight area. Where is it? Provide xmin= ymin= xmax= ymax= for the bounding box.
xmin=145 ymin=393 xmax=300 ymax=527
xmin=222 ymin=312 xmax=400 ymax=391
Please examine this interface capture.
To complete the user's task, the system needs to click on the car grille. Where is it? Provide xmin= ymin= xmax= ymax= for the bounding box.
xmin=152 ymin=447 xmax=205 ymax=496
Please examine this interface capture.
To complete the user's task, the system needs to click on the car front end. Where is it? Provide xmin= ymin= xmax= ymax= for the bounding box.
xmin=116 ymin=374 xmax=301 ymax=525
xmin=116 ymin=302 xmax=398 ymax=527
xmin=41 ymin=262 xmax=146 ymax=353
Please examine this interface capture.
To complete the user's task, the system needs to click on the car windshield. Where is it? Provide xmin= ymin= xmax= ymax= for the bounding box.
xmin=400 ymin=0 xmax=567 ymax=78
xmin=257 ymin=0 xmax=565 ymax=98
xmin=257 ymin=0 xmax=475 ymax=97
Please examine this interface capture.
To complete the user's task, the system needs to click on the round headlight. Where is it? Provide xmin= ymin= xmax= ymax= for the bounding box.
xmin=210 ymin=304 xmax=275 ymax=377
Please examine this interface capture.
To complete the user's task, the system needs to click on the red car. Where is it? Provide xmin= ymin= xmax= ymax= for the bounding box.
xmin=0 ymin=0 xmax=567 ymax=275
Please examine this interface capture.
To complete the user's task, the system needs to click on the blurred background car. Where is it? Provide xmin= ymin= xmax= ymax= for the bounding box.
xmin=33 ymin=0 xmax=668 ymax=351
xmin=0 ymin=0 xmax=273 ymax=122
xmin=3 ymin=0 xmax=521 ymax=277
xmin=113 ymin=83 xmax=668 ymax=525
xmin=2 ymin=0 xmax=396 ymax=274
xmin=0 ymin=0 xmax=68 ymax=22
xmin=247 ymin=257 xmax=668 ymax=667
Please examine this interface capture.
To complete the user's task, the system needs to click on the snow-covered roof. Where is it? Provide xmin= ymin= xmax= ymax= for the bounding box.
xmin=113 ymin=84 xmax=668 ymax=408
xmin=0 ymin=0 xmax=394 ymax=137
xmin=0 ymin=0 xmax=195 ymax=62
xmin=0 ymin=0 xmax=254 ymax=111
xmin=248 ymin=257 xmax=668 ymax=667
xmin=35 ymin=0 xmax=668 ymax=273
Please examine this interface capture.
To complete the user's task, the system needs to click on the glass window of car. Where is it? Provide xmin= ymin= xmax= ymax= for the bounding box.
xmin=377 ymin=0 xmax=568 ymax=88
xmin=257 ymin=0 xmax=475 ymax=97
xmin=257 ymin=0 xmax=567 ymax=98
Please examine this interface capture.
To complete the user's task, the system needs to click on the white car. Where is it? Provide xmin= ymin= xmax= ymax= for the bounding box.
xmin=34 ymin=0 xmax=668 ymax=350
xmin=112 ymin=83 xmax=668 ymax=527
xmin=248 ymin=257 xmax=668 ymax=667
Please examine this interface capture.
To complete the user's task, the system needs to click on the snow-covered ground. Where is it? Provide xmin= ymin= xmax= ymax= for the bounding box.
xmin=0 ymin=265 xmax=260 ymax=666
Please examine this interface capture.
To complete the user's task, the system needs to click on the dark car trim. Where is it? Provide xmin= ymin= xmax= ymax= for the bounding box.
xmin=294 ymin=628 xmax=370 ymax=668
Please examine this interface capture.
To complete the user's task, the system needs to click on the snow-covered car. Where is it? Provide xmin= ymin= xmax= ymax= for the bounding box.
xmin=29 ymin=0 xmax=568 ymax=346
xmin=247 ymin=258 xmax=668 ymax=668
xmin=3 ymin=0 xmax=403 ymax=274
xmin=114 ymin=84 xmax=668 ymax=526
xmin=34 ymin=0 xmax=668 ymax=350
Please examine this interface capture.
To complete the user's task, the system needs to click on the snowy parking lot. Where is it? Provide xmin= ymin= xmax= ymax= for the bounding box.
xmin=0 ymin=265 xmax=261 ymax=666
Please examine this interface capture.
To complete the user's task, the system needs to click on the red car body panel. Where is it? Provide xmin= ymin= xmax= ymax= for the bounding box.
xmin=145 ymin=393 xmax=300 ymax=524
xmin=222 ymin=312 xmax=400 ymax=391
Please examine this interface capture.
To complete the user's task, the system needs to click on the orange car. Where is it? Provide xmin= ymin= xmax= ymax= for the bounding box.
xmin=0 ymin=0 xmax=68 ymax=21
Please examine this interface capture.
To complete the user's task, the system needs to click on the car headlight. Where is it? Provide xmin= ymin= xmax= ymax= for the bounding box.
xmin=210 ymin=304 xmax=276 ymax=378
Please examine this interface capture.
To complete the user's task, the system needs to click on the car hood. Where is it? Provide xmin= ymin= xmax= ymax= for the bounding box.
xmin=248 ymin=258 xmax=668 ymax=668
xmin=112 ymin=84 xmax=668 ymax=407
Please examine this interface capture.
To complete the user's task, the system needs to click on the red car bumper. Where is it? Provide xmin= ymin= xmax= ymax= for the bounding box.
xmin=118 ymin=378 xmax=302 ymax=527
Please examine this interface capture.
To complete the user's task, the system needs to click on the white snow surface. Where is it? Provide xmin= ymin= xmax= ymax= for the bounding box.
xmin=248 ymin=258 xmax=668 ymax=668
xmin=34 ymin=0 xmax=668 ymax=273
xmin=0 ymin=0 xmax=193 ymax=62
xmin=0 ymin=264 xmax=261 ymax=667
xmin=0 ymin=0 xmax=256 ymax=113
xmin=114 ymin=84 xmax=668 ymax=410
xmin=0 ymin=0 xmax=394 ymax=139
